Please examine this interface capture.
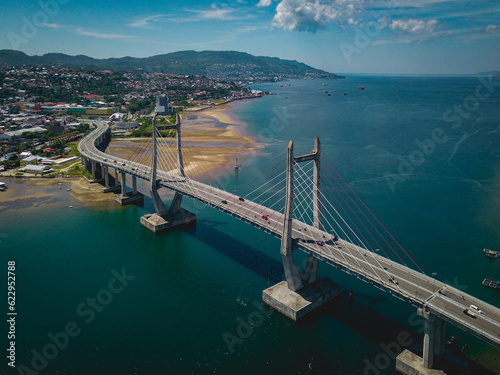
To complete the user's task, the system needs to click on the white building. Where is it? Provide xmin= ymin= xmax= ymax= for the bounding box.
xmin=114 ymin=122 xmax=139 ymax=130
xmin=20 ymin=165 xmax=53 ymax=174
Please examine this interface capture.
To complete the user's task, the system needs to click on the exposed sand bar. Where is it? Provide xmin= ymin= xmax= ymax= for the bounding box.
xmin=0 ymin=102 xmax=258 ymax=208
xmin=107 ymin=103 xmax=258 ymax=178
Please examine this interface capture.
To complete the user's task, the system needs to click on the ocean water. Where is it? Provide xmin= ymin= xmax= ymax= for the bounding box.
xmin=2 ymin=75 xmax=500 ymax=375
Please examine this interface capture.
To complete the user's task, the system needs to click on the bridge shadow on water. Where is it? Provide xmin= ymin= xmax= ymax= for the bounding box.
xmin=191 ymin=220 xmax=421 ymax=342
xmin=188 ymin=221 xmax=496 ymax=374
xmin=188 ymin=220 xmax=285 ymax=283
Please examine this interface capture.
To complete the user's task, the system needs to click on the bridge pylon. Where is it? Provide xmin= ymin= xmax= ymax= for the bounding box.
xmin=263 ymin=137 xmax=340 ymax=321
xmin=140 ymin=113 xmax=196 ymax=234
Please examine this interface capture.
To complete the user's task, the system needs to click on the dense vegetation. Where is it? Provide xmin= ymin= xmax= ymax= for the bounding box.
xmin=0 ymin=50 xmax=343 ymax=81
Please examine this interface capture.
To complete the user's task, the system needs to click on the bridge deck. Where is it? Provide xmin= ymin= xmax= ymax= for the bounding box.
xmin=79 ymin=121 xmax=500 ymax=348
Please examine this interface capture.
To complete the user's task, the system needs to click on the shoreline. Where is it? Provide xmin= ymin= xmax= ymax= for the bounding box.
xmin=0 ymin=100 xmax=260 ymax=208
xmin=108 ymin=101 xmax=259 ymax=179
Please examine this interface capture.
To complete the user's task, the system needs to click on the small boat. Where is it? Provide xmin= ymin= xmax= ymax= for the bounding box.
xmin=69 ymin=205 xmax=74 ymax=209
xmin=344 ymin=92 xmax=348 ymax=95
xmin=484 ymin=249 xmax=500 ymax=258
xmin=234 ymin=158 xmax=241 ymax=171
xmin=322 ymin=83 xmax=328 ymax=86
xmin=325 ymin=90 xmax=329 ymax=93
xmin=482 ymin=278 xmax=500 ymax=289
xmin=327 ymin=93 xmax=331 ymax=96
xmin=280 ymin=84 xmax=283 ymax=87
xmin=358 ymin=85 xmax=365 ymax=90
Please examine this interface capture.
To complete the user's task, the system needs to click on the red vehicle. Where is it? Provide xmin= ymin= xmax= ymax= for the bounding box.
xmin=262 ymin=215 xmax=268 ymax=220
xmin=316 ymin=241 xmax=323 ymax=246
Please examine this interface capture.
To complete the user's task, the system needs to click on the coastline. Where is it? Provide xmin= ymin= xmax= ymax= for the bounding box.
xmin=107 ymin=101 xmax=259 ymax=178
xmin=0 ymin=100 xmax=259 ymax=208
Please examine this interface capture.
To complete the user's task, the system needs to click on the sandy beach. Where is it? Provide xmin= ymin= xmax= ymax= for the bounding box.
xmin=107 ymin=103 xmax=258 ymax=178
xmin=0 ymin=102 xmax=257 ymax=208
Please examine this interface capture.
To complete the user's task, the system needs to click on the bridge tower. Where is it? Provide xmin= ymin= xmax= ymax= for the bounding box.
xmin=263 ymin=137 xmax=340 ymax=321
xmin=140 ymin=113 xmax=196 ymax=233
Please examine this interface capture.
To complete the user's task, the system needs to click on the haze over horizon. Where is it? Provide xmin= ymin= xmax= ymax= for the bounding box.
xmin=1 ymin=0 xmax=499 ymax=75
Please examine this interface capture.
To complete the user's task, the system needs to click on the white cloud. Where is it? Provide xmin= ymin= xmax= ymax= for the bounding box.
xmin=390 ymin=18 xmax=439 ymax=33
xmin=129 ymin=15 xmax=169 ymax=29
xmin=75 ymin=28 xmax=133 ymax=40
xmin=43 ymin=23 xmax=63 ymax=29
xmin=485 ymin=24 xmax=500 ymax=34
xmin=185 ymin=4 xmax=248 ymax=21
xmin=272 ymin=0 xmax=363 ymax=32
xmin=257 ymin=0 xmax=273 ymax=6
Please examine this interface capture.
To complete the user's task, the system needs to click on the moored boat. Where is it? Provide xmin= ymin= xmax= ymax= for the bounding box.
xmin=484 ymin=248 xmax=500 ymax=258
xmin=482 ymin=278 xmax=500 ymax=289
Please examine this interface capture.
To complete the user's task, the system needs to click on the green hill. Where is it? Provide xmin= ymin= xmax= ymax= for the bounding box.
xmin=0 ymin=49 xmax=343 ymax=81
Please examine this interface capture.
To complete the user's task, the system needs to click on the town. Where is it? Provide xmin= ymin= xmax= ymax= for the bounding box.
xmin=0 ymin=65 xmax=266 ymax=177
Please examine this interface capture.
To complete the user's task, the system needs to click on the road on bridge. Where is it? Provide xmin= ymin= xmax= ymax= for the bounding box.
xmin=79 ymin=121 xmax=500 ymax=349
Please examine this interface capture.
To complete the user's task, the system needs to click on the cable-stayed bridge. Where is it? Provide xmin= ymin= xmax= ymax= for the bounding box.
xmin=78 ymin=116 xmax=500 ymax=374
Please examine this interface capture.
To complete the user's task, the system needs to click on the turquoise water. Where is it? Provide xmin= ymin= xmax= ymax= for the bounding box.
xmin=2 ymin=76 xmax=500 ymax=374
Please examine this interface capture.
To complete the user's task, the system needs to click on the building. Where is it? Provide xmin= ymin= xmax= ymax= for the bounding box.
xmin=114 ymin=122 xmax=139 ymax=130
xmin=155 ymin=95 xmax=174 ymax=116
xmin=20 ymin=164 xmax=53 ymax=174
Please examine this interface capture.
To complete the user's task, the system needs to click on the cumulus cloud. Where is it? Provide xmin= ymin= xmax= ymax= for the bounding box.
xmin=390 ymin=18 xmax=439 ymax=33
xmin=272 ymin=0 xmax=363 ymax=32
xmin=484 ymin=24 xmax=500 ymax=34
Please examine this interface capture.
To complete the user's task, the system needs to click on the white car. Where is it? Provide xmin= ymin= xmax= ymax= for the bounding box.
xmin=469 ymin=304 xmax=482 ymax=314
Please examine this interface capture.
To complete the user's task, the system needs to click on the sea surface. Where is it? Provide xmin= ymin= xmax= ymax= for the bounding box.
xmin=2 ymin=75 xmax=500 ymax=375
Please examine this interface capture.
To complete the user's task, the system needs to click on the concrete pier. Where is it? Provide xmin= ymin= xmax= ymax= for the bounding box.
xmin=263 ymin=278 xmax=340 ymax=321
xmin=396 ymin=309 xmax=448 ymax=375
xmin=114 ymin=171 xmax=144 ymax=205
xmin=140 ymin=209 xmax=196 ymax=234
xmin=396 ymin=350 xmax=446 ymax=375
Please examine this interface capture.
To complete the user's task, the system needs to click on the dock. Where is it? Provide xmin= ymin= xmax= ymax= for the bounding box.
xmin=482 ymin=278 xmax=500 ymax=289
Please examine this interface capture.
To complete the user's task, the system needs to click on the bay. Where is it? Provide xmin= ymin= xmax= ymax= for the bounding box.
xmin=2 ymin=75 xmax=500 ymax=374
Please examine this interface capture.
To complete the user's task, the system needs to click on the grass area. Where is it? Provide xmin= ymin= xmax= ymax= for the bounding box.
xmin=66 ymin=143 xmax=80 ymax=157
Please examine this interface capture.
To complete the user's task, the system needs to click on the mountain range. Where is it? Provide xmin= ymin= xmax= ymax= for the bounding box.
xmin=0 ymin=50 xmax=343 ymax=82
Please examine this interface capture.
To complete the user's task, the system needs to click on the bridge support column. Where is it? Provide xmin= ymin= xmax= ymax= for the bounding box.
xmin=132 ymin=175 xmax=137 ymax=195
xmin=263 ymin=139 xmax=340 ymax=321
xmin=435 ymin=317 xmax=446 ymax=357
xmin=91 ymin=160 xmax=97 ymax=180
xmin=103 ymin=166 xmax=110 ymax=188
xmin=115 ymin=171 xmax=144 ymax=205
xmin=102 ymin=166 xmax=121 ymax=193
xmin=140 ymin=113 xmax=195 ymax=233
xmin=396 ymin=309 xmax=446 ymax=375
xmin=302 ymin=136 xmax=321 ymax=285
xmin=423 ymin=313 xmax=436 ymax=369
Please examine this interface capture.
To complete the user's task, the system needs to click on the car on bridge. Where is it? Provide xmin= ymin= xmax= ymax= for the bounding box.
xmin=469 ymin=305 xmax=482 ymax=314
xmin=464 ymin=309 xmax=477 ymax=318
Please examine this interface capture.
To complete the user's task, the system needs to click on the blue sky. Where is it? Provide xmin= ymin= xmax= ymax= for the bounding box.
xmin=1 ymin=0 xmax=499 ymax=74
